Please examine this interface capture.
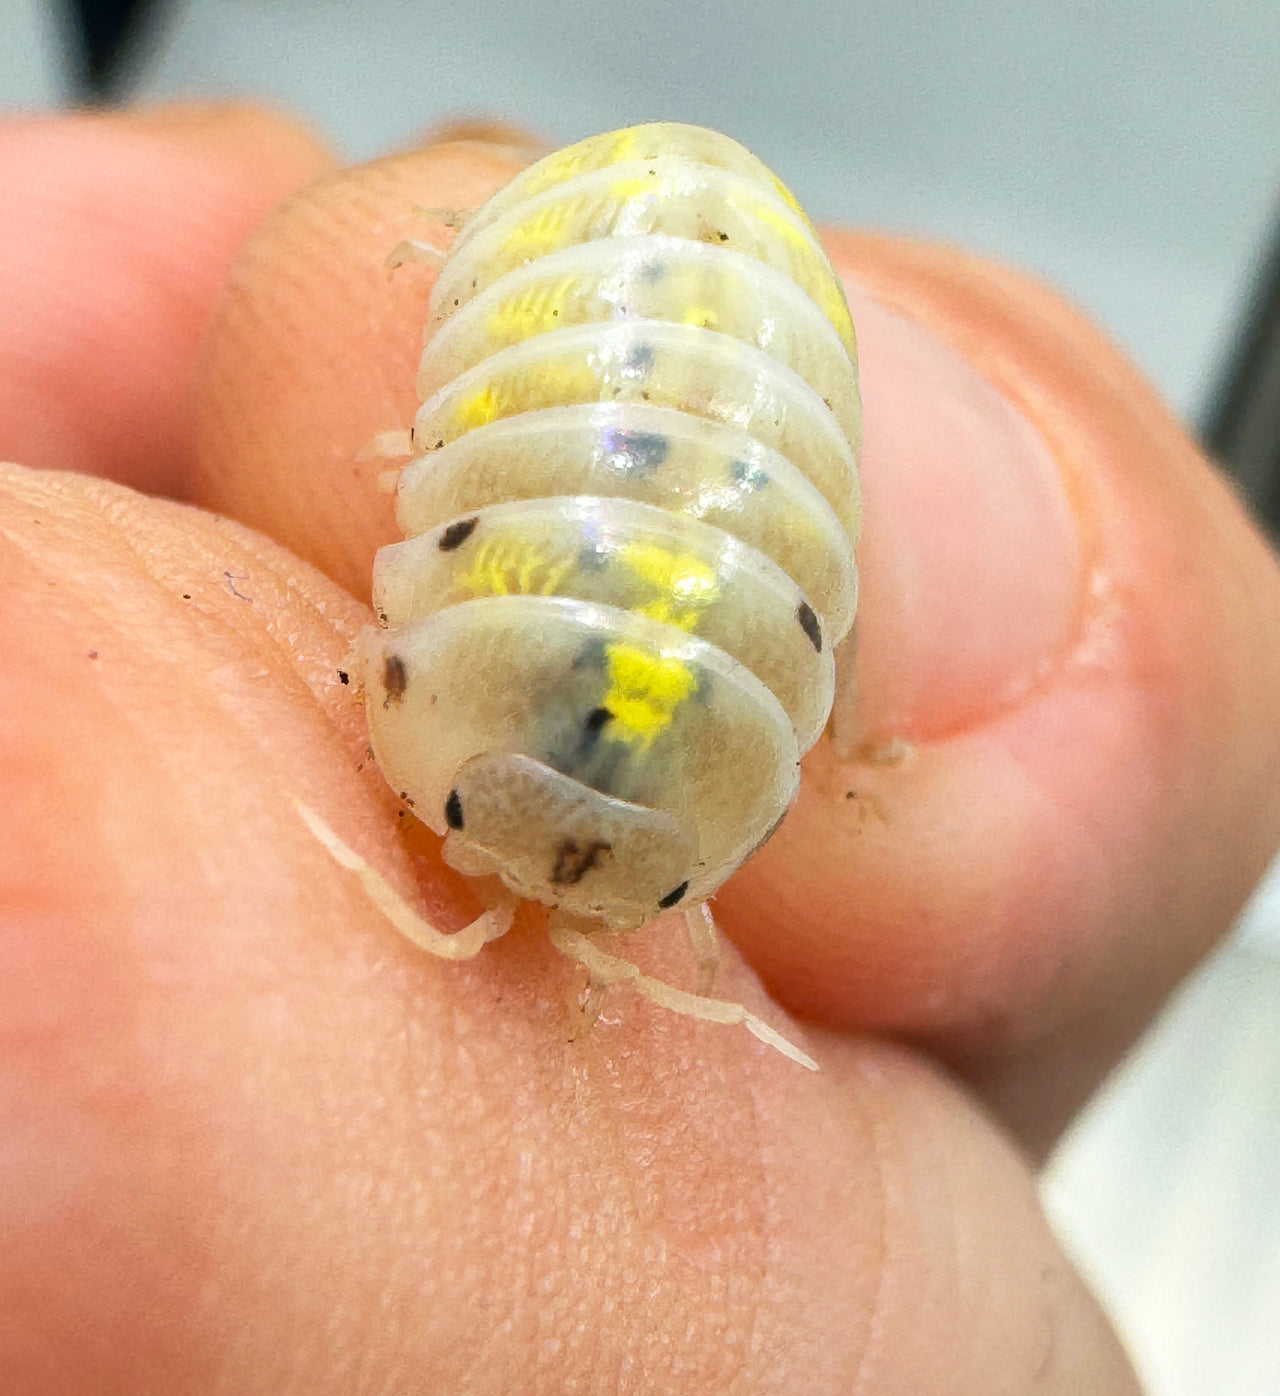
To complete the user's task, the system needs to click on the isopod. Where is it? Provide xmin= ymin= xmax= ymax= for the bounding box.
xmin=298 ymin=123 xmax=861 ymax=1069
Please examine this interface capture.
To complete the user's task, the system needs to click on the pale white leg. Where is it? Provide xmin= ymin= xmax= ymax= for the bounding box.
xmin=546 ymin=922 xmax=818 ymax=1071
xmin=385 ymin=237 xmax=448 ymax=271
xmin=683 ymin=902 xmax=720 ymax=996
xmin=827 ymin=623 xmax=861 ymax=760
xmin=354 ymin=429 xmax=415 ymax=464
xmin=410 ymin=205 xmax=472 ymax=230
xmin=293 ymin=799 xmax=514 ymax=960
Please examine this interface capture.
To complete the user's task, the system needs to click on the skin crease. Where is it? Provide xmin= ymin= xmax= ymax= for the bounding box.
xmin=4 ymin=104 xmax=1278 ymax=1393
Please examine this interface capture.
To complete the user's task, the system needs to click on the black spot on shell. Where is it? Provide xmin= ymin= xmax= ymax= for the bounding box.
xmin=444 ymin=790 xmax=464 ymax=830
xmin=552 ymin=839 xmax=611 ymax=886
xmin=624 ymin=342 xmax=655 ymax=377
xmin=582 ymin=706 xmax=612 ymax=744
xmin=602 ymin=427 xmax=669 ymax=471
xmin=383 ymin=654 xmax=408 ymax=703
xmin=796 ymin=601 xmax=822 ymax=653
xmin=438 ymin=516 xmax=479 ymax=551
xmin=730 ymin=459 xmax=768 ymax=492
xmin=657 ymin=880 xmax=689 ymax=909
xmin=337 ymin=669 xmax=350 ymax=685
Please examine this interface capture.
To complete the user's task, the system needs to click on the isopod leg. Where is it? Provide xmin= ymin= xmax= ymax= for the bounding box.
xmin=386 ymin=238 xmax=448 ymax=271
xmin=354 ymin=428 xmax=415 ymax=463
xmin=546 ymin=921 xmax=818 ymax=1070
xmin=683 ymin=902 xmax=721 ymax=996
xmin=292 ymin=798 xmax=515 ymax=960
xmin=827 ymin=623 xmax=861 ymax=760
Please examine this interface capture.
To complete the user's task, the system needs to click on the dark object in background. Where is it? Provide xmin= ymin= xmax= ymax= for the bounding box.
xmin=1205 ymin=207 xmax=1280 ymax=536
xmin=60 ymin=0 xmax=169 ymax=99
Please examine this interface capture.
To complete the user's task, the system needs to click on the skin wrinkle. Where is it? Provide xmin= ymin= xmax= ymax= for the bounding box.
xmin=843 ymin=1058 xmax=891 ymax=1396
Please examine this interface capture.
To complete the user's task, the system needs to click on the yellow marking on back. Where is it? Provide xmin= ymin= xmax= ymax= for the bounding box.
xmin=602 ymin=641 xmax=698 ymax=749
xmin=455 ymin=383 xmax=502 ymax=431
xmin=504 ymin=199 xmax=577 ymax=261
xmin=618 ymin=541 xmax=719 ymax=630
xmin=769 ymin=172 xmax=806 ymax=217
xmin=752 ymin=199 xmax=815 ymax=254
xmin=752 ymin=202 xmax=856 ymax=351
xmin=485 ymin=276 xmax=579 ymax=345
xmin=609 ymin=174 xmax=663 ymax=205
xmin=520 ymin=148 xmax=590 ymax=199
xmin=681 ymin=303 xmax=720 ymax=331
xmin=454 ymin=359 xmax=599 ymax=433
xmin=455 ymin=535 xmax=574 ymax=600
xmin=518 ymin=130 xmax=642 ymax=200
xmin=606 ymin=130 xmax=641 ymax=165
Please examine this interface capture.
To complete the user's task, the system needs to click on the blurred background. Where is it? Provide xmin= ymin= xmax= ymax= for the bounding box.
xmin=6 ymin=1 xmax=1280 ymax=1390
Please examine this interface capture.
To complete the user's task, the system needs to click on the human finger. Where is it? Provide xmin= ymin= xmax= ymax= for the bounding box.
xmin=0 ymin=105 xmax=334 ymax=495
xmin=721 ymin=234 xmax=1280 ymax=1154
xmin=0 ymin=463 xmax=1136 ymax=1393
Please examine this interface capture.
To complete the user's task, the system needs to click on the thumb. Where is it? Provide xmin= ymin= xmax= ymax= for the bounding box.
xmin=718 ymin=233 xmax=1280 ymax=1154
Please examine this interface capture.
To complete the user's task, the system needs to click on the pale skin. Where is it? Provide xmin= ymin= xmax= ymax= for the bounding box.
xmin=3 ymin=105 xmax=1280 ymax=1394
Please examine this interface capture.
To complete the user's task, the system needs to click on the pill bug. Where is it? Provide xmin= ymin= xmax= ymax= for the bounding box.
xmin=298 ymin=123 xmax=861 ymax=1068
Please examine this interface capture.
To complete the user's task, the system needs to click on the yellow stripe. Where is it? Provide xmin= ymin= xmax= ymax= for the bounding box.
xmin=485 ymin=276 xmax=578 ymax=345
xmin=617 ymin=541 xmax=719 ymax=630
xmin=602 ymin=641 xmax=697 ymax=749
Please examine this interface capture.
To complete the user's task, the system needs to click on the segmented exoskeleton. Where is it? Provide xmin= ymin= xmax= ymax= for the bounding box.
xmin=299 ymin=124 xmax=861 ymax=1068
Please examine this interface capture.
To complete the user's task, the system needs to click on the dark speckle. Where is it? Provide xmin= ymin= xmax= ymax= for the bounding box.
xmin=438 ymin=516 xmax=479 ymax=551
xmin=602 ymin=427 xmax=669 ymax=472
xmin=552 ymin=838 xmax=611 ymax=886
xmin=382 ymin=654 xmax=408 ymax=704
xmin=718 ymin=231 xmax=729 ymax=241
xmin=582 ymin=706 xmax=612 ymax=744
xmin=657 ymin=880 xmax=688 ymax=909
xmin=730 ymin=459 xmax=768 ymax=492
xmin=87 ymin=650 xmax=98 ymax=660
xmin=337 ymin=669 xmax=350 ymax=685
xmin=623 ymin=342 xmax=655 ymax=378
xmin=445 ymin=789 xmax=464 ymax=830
xmin=181 ymin=593 xmax=192 ymax=600
xmin=796 ymin=600 xmax=822 ymax=652
xmin=224 ymin=571 xmax=252 ymax=603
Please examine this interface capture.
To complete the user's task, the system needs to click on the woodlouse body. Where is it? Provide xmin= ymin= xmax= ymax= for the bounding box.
xmin=359 ymin=123 xmax=861 ymax=934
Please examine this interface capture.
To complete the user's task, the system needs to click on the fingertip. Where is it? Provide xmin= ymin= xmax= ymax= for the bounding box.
xmin=720 ymin=231 xmax=1280 ymax=1146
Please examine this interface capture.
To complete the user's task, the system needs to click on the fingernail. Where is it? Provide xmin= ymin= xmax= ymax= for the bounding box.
xmin=844 ymin=288 xmax=1082 ymax=742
